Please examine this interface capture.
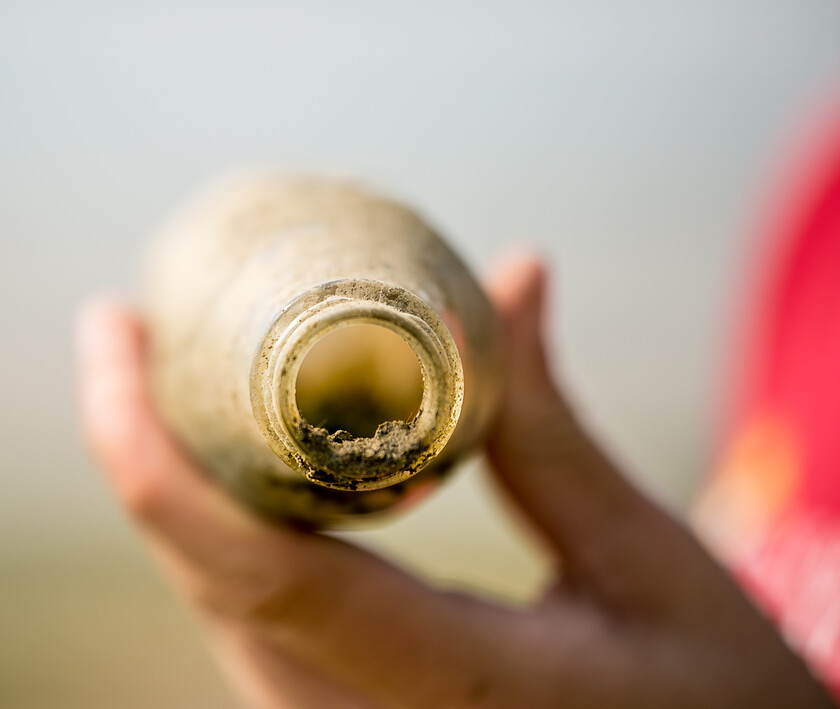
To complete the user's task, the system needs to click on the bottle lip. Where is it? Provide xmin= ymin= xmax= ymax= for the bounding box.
xmin=250 ymin=279 xmax=464 ymax=491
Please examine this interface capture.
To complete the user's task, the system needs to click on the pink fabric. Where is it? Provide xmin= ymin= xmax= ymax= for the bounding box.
xmin=719 ymin=104 xmax=840 ymax=698
xmin=738 ymin=510 xmax=840 ymax=698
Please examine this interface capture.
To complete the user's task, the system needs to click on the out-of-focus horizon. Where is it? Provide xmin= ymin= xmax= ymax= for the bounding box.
xmin=2 ymin=1 xmax=839 ymax=707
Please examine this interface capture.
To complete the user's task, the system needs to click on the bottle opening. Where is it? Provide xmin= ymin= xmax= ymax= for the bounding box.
xmin=252 ymin=279 xmax=464 ymax=490
xmin=295 ymin=323 xmax=424 ymax=439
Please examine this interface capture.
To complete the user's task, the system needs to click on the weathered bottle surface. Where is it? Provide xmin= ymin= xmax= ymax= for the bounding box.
xmin=143 ymin=174 xmax=501 ymax=527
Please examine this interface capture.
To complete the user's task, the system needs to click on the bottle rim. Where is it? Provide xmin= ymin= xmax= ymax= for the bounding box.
xmin=250 ymin=279 xmax=464 ymax=491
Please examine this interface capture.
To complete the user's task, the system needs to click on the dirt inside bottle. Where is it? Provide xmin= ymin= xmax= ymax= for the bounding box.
xmin=295 ymin=323 xmax=424 ymax=438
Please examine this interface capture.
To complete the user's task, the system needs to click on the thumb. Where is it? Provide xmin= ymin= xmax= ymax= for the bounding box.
xmin=484 ymin=254 xmax=700 ymax=615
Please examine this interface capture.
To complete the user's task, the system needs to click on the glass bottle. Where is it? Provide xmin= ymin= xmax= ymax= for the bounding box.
xmin=143 ymin=174 xmax=501 ymax=527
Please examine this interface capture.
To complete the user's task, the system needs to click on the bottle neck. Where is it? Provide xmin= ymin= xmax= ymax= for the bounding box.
xmin=250 ymin=279 xmax=463 ymax=491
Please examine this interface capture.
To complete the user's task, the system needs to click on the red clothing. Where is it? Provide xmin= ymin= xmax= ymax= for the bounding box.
xmin=703 ymin=104 xmax=840 ymax=698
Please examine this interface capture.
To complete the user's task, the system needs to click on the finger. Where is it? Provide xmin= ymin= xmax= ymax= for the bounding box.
xmin=76 ymin=298 xmax=576 ymax=708
xmin=484 ymin=254 xmax=705 ymax=615
xmin=76 ymin=297 xmax=264 ymax=570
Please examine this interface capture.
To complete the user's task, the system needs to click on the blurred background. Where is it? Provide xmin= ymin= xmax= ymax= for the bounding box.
xmin=2 ymin=1 xmax=839 ymax=707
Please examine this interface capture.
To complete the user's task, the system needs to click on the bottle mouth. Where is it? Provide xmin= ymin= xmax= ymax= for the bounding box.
xmin=251 ymin=280 xmax=463 ymax=491
xmin=294 ymin=322 xmax=424 ymax=439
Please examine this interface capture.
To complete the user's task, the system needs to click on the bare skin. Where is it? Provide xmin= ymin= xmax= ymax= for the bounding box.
xmin=77 ymin=255 xmax=835 ymax=709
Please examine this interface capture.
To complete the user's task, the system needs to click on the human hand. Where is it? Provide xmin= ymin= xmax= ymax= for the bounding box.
xmin=77 ymin=256 xmax=834 ymax=709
